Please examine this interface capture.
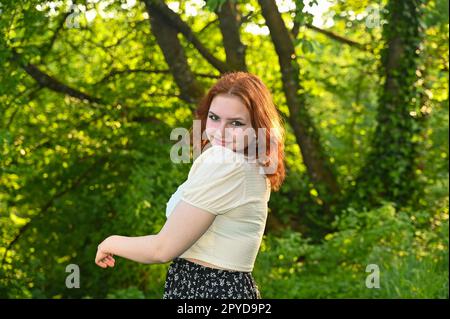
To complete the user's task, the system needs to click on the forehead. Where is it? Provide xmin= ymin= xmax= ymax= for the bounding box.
xmin=209 ymin=94 xmax=250 ymax=119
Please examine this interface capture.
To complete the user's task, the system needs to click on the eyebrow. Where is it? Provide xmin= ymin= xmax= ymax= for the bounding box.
xmin=208 ymin=111 xmax=245 ymax=121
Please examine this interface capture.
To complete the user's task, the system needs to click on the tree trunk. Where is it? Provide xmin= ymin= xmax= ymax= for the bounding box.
xmin=216 ymin=0 xmax=247 ymax=71
xmin=348 ymin=0 xmax=425 ymax=209
xmin=258 ymin=0 xmax=341 ymax=217
xmin=144 ymin=1 xmax=205 ymax=105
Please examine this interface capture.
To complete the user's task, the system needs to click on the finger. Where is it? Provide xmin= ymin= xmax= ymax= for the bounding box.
xmin=103 ymin=258 xmax=114 ymax=267
xmin=95 ymin=252 xmax=105 ymax=262
xmin=103 ymin=257 xmax=116 ymax=266
xmin=96 ymin=256 xmax=107 ymax=265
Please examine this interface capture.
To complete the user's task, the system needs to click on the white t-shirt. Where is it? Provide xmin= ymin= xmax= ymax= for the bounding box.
xmin=165 ymin=144 xmax=271 ymax=272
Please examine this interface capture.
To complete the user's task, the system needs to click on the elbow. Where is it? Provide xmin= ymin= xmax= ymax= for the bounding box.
xmin=157 ymin=253 xmax=171 ymax=264
xmin=152 ymin=235 xmax=172 ymax=264
xmin=154 ymin=250 xmax=173 ymax=264
xmin=153 ymin=248 xmax=167 ymax=264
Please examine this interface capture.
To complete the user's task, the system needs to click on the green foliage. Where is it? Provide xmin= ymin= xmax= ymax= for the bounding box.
xmin=255 ymin=200 xmax=449 ymax=298
xmin=0 ymin=0 xmax=447 ymax=299
xmin=346 ymin=0 xmax=439 ymax=209
xmin=106 ymin=286 xmax=146 ymax=299
xmin=204 ymin=0 xmax=230 ymax=12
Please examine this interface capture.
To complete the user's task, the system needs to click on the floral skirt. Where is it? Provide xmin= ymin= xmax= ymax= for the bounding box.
xmin=163 ymin=257 xmax=261 ymax=299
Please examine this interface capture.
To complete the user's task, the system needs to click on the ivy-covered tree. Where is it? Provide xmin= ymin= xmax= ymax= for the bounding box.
xmin=348 ymin=0 xmax=427 ymax=209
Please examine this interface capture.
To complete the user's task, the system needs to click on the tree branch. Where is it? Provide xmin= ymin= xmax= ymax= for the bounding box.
xmin=95 ymin=68 xmax=219 ymax=85
xmin=198 ymin=18 xmax=219 ymax=34
xmin=9 ymin=50 xmax=164 ymax=128
xmin=11 ymin=50 xmax=102 ymax=104
xmin=215 ymin=0 xmax=247 ymax=71
xmin=143 ymin=0 xmax=231 ymax=73
xmin=40 ymin=11 xmax=72 ymax=62
xmin=304 ymin=23 xmax=371 ymax=52
xmin=144 ymin=2 xmax=205 ymax=105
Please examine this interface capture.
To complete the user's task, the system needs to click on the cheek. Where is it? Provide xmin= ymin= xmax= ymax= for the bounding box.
xmin=232 ymin=127 xmax=255 ymax=144
xmin=206 ymin=118 xmax=220 ymax=129
xmin=205 ymin=119 xmax=219 ymax=138
xmin=232 ymin=129 xmax=243 ymax=140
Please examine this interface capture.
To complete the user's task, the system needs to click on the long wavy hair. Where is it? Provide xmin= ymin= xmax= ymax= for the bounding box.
xmin=188 ymin=71 xmax=286 ymax=192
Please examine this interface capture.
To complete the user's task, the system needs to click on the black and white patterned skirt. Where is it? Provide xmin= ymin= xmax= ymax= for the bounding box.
xmin=163 ymin=257 xmax=261 ymax=299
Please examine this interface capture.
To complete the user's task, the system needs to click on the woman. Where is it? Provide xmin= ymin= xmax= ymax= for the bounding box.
xmin=95 ymin=71 xmax=286 ymax=299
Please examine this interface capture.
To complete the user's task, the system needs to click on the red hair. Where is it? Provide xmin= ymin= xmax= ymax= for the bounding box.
xmin=189 ymin=71 xmax=286 ymax=192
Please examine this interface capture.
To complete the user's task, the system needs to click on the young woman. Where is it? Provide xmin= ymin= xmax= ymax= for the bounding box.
xmin=95 ymin=71 xmax=286 ymax=299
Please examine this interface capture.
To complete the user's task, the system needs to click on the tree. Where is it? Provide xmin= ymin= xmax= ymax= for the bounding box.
xmin=347 ymin=0 xmax=427 ymax=209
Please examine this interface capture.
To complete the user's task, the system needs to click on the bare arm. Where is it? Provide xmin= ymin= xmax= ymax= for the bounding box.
xmin=95 ymin=200 xmax=216 ymax=267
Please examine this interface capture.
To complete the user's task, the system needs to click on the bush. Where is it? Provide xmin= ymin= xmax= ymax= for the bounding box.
xmin=254 ymin=202 xmax=449 ymax=298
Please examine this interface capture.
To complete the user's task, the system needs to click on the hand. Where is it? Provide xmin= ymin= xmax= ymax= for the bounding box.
xmin=95 ymin=238 xmax=116 ymax=268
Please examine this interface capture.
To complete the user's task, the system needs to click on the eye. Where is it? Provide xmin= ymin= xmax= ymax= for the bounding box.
xmin=208 ymin=114 xmax=219 ymax=121
xmin=231 ymin=121 xmax=244 ymax=127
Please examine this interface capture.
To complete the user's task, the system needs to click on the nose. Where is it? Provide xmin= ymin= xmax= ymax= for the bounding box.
xmin=216 ymin=122 xmax=228 ymax=141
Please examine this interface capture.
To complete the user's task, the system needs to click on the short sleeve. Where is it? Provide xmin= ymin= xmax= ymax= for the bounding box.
xmin=180 ymin=146 xmax=246 ymax=215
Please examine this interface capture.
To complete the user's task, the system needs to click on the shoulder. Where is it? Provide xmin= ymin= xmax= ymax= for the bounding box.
xmin=180 ymin=146 xmax=247 ymax=215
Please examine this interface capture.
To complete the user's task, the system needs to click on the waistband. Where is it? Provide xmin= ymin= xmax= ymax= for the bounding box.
xmin=172 ymin=257 xmax=252 ymax=274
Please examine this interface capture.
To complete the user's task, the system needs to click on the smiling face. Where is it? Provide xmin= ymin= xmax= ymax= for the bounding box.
xmin=205 ymin=94 xmax=255 ymax=152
